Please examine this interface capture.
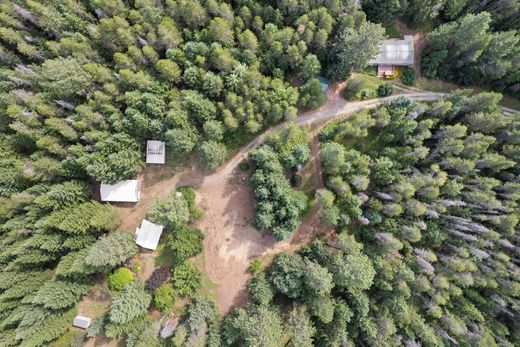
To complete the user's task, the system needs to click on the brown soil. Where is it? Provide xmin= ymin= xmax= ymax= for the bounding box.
xmin=395 ymin=19 xmax=426 ymax=76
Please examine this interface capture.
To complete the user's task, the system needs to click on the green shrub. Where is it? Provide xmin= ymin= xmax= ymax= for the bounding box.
xmin=298 ymin=78 xmax=326 ymax=110
xmin=171 ymin=262 xmax=202 ymax=297
xmin=377 ymin=83 xmax=393 ymax=97
xmin=249 ymin=259 xmax=262 ymax=275
xmin=168 ymin=225 xmax=204 ymax=262
xmin=108 ymin=268 xmax=134 ymax=290
xmin=176 ymin=187 xmax=203 ymax=220
xmin=148 ymin=192 xmax=190 ymax=230
xmin=153 ymin=283 xmax=175 ymax=312
xmin=400 ymin=67 xmax=417 ymax=86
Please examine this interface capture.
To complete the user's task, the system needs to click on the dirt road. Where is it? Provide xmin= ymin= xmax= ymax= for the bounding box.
xmin=113 ymin=90 xmax=448 ymax=314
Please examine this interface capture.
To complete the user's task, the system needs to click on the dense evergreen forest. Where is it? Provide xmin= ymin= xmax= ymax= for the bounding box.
xmin=233 ymin=93 xmax=520 ymax=346
xmin=0 ymin=0 xmax=520 ymax=346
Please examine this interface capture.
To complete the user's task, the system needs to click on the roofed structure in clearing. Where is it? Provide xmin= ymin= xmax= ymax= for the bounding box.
xmin=100 ymin=180 xmax=140 ymax=203
xmin=72 ymin=315 xmax=92 ymax=329
xmin=368 ymin=35 xmax=414 ymax=66
xmin=146 ymin=140 xmax=166 ymax=164
xmin=135 ymin=219 xmax=164 ymax=250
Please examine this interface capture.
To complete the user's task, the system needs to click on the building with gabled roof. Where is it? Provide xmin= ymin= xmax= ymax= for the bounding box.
xmin=368 ymin=35 xmax=414 ymax=77
xmin=72 ymin=315 xmax=92 ymax=329
xmin=135 ymin=219 xmax=164 ymax=250
xmin=100 ymin=180 xmax=140 ymax=203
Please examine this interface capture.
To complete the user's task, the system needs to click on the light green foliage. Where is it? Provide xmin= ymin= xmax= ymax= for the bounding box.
xmin=298 ymin=78 xmax=326 ymax=110
xmin=328 ymin=22 xmax=386 ymax=81
xmin=41 ymin=201 xmax=119 ymax=235
xmin=85 ymin=231 xmax=139 ymax=271
xmin=168 ymin=225 xmax=204 ymax=261
xmin=155 ymin=59 xmax=181 ymax=82
xmin=17 ymin=308 xmax=76 ymax=347
xmin=197 ymin=140 xmax=227 ymax=170
xmin=208 ymin=18 xmax=234 ymax=46
xmin=249 ymin=273 xmax=274 ymax=305
xmin=38 ymin=57 xmax=93 ymax=98
xmin=108 ymin=268 xmax=134 ymax=290
xmin=287 ymin=307 xmax=316 ymax=347
xmin=153 ymin=283 xmax=175 ymax=312
xmin=221 ymin=305 xmax=284 ymax=347
xmin=33 ymin=181 xmax=91 ymax=211
xmin=109 ymin=282 xmax=151 ymax=325
xmin=171 ymin=324 xmax=188 ymax=347
xmin=82 ymin=134 xmax=145 ymax=184
xmin=171 ymin=262 xmax=202 ymax=297
xmin=148 ymin=191 xmax=190 ymax=230
xmin=31 ymin=280 xmax=91 ymax=310
xmin=185 ymin=295 xmax=217 ymax=332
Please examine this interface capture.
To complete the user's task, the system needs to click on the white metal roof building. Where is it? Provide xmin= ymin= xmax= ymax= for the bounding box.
xmin=146 ymin=140 xmax=166 ymax=164
xmin=72 ymin=315 xmax=92 ymax=329
xmin=368 ymin=35 xmax=414 ymax=66
xmin=100 ymin=180 xmax=140 ymax=202
xmin=135 ymin=219 xmax=164 ymax=250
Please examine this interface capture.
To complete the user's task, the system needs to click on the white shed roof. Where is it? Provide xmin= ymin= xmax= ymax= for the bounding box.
xmin=135 ymin=219 xmax=164 ymax=250
xmin=368 ymin=35 xmax=414 ymax=66
xmin=100 ymin=180 xmax=140 ymax=202
xmin=73 ymin=315 xmax=92 ymax=329
xmin=146 ymin=140 xmax=166 ymax=164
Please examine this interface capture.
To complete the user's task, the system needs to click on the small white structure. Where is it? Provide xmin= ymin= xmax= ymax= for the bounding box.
xmin=73 ymin=315 xmax=92 ymax=329
xmin=135 ymin=219 xmax=164 ymax=250
xmin=146 ymin=140 xmax=166 ymax=164
xmin=100 ymin=180 xmax=140 ymax=203
xmin=368 ymin=35 xmax=414 ymax=76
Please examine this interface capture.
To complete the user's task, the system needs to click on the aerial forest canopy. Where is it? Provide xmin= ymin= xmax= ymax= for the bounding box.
xmin=1 ymin=0 xmax=520 ymax=347
xmin=0 ymin=0 xmax=384 ymax=346
xmin=229 ymin=92 xmax=520 ymax=346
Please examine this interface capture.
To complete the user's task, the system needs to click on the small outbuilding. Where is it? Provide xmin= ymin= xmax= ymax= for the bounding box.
xmin=100 ymin=180 xmax=140 ymax=203
xmin=72 ymin=315 xmax=92 ymax=329
xmin=135 ymin=219 xmax=164 ymax=250
xmin=146 ymin=140 xmax=166 ymax=164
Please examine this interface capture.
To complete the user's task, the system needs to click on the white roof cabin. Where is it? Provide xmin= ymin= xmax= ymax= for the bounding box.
xmin=146 ymin=140 xmax=166 ymax=164
xmin=368 ymin=35 xmax=414 ymax=66
xmin=72 ymin=315 xmax=92 ymax=329
xmin=135 ymin=219 xmax=164 ymax=250
xmin=100 ymin=180 xmax=140 ymax=203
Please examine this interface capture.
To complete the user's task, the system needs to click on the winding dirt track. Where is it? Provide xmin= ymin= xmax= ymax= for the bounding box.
xmin=116 ymin=89 xmax=508 ymax=314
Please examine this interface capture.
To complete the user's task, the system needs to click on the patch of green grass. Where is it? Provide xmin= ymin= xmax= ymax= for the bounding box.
xmin=193 ymin=254 xmax=218 ymax=301
xmin=50 ymin=330 xmax=85 ymax=347
xmin=344 ymin=74 xmax=383 ymax=101
xmin=384 ymin=23 xmax=402 ymax=38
